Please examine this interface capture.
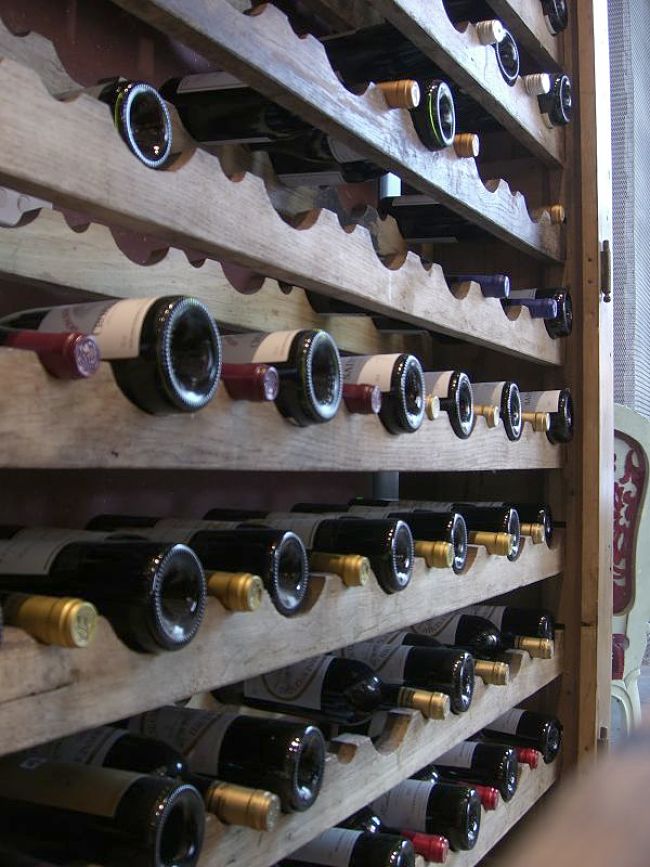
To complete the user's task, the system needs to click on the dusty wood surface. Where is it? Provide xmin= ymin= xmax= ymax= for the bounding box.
xmin=106 ymin=0 xmax=564 ymax=260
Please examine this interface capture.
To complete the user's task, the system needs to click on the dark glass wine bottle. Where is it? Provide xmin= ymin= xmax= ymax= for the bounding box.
xmin=446 ymin=272 xmax=510 ymax=298
xmin=128 ymin=705 xmax=326 ymax=812
xmin=59 ymin=78 xmax=173 ymax=169
xmin=466 ymin=604 xmax=555 ymax=642
xmin=471 ymin=381 xmax=522 ymax=442
xmin=422 ymin=370 xmax=475 ymax=439
xmin=520 ymin=388 xmax=573 ymax=443
xmin=284 ymin=827 xmax=416 ymax=867
xmin=370 ymin=777 xmax=481 ymax=851
xmin=0 ymin=296 xmax=222 ymax=415
xmin=434 ymin=741 xmax=518 ymax=801
xmin=537 ymin=73 xmax=572 ymax=126
xmin=0 ymin=756 xmax=205 ymax=867
xmin=86 ymin=515 xmax=310 ymax=618
xmin=221 ymin=330 xmax=341 ymax=426
xmin=341 ymin=804 xmax=452 ymax=861
xmin=339 ymin=637 xmax=475 ymax=714
xmin=24 ymin=725 xmax=187 ymax=778
xmin=506 ymin=288 xmax=572 ymax=338
xmin=410 ymin=763 xmax=500 ymax=811
xmin=0 ymin=326 xmax=101 ymax=380
xmin=541 ymin=0 xmax=569 ymax=34
xmin=340 ymin=353 xmax=425 ymax=435
xmin=411 ymin=613 xmax=502 ymax=656
xmin=205 ymin=508 xmax=414 ymax=594
xmin=482 ymin=708 xmax=563 ymax=764
xmin=466 ymin=502 xmax=553 ymax=546
xmin=214 ymin=654 xmax=448 ymax=726
xmin=0 ymin=526 xmax=206 ymax=653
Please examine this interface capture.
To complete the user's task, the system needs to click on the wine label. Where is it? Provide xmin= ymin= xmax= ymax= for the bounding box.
xmin=340 ymin=354 xmax=400 ymax=393
xmin=339 ymin=641 xmax=409 ymax=682
xmin=130 ymin=706 xmax=238 ymax=776
xmin=27 ymin=726 xmax=125 ymax=767
xmin=290 ymin=828 xmax=362 ymax=866
xmin=176 ymin=71 xmax=245 ymax=93
xmin=327 ymin=138 xmax=368 ymax=164
xmin=466 ymin=604 xmax=506 ymax=630
xmin=508 ymin=289 xmax=538 ymax=300
xmin=221 ymin=331 xmax=300 ymax=365
xmin=346 ymin=504 xmax=395 ymax=519
xmin=399 ymin=500 xmax=454 ymax=512
xmin=244 ymin=655 xmax=333 ymax=710
xmin=0 ymin=756 xmax=140 ymax=818
xmin=487 ymin=708 xmax=525 ymax=735
xmin=471 ymin=382 xmax=505 ymax=404
xmin=520 ymin=390 xmax=560 ymax=413
xmin=411 ymin=613 xmax=462 ymax=644
xmin=436 ymin=741 xmax=478 ymax=768
xmin=39 ymin=298 xmax=158 ymax=360
xmin=134 ymin=518 xmax=239 ymax=544
xmin=276 ymin=170 xmax=346 ymax=187
xmin=0 ymin=527 xmax=112 ymax=576
xmin=371 ymin=779 xmax=433 ymax=831
xmin=258 ymin=512 xmax=338 ymax=549
xmin=422 ymin=371 xmax=454 ymax=397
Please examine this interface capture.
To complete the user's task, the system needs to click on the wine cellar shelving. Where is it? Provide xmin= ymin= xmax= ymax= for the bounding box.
xmin=0 ymin=0 xmax=613 ymax=865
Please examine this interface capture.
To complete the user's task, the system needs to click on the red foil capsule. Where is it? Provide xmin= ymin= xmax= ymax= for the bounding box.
xmin=343 ymin=382 xmax=383 ymax=414
xmin=473 ymin=784 xmax=500 ymax=811
xmin=400 ymin=830 xmax=449 ymax=863
xmin=516 ymin=747 xmax=540 ymax=769
xmin=0 ymin=327 xmax=101 ymax=380
xmin=221 ymin=363 xmax=280 ymax=402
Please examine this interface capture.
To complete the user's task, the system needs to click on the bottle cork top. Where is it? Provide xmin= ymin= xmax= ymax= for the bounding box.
xmin=515 ymin=636 xmax=555 ymax=659
xmin=4 ymin=593 xmax=98 ymax=648
xmin=343 ymin=383 xmax=383 ymax=415
xmin=377 ymin=79 xmax=421 ymax=110
xmin=207 ymin=571 xmax=264 ymax=612
xmin=474 ymin=659 xmax=510 ymax=686
xmin=520 ymin=522 xmax=546 ymax=544
xmin=309 ymin=552 xmax=371 ymax=587
xmin=401 ymin=687 xmax=451 ymax=720
xmin=425 ymin=394 xmax=442 ymax=421
xmin=205 ymin=781 xmax=281 ymax=831
xmin=522 ymin=73 xmax=552 ymax=96
xmin=414 ymin=540 xmax=455 ymax=569
xmin=474 ymin=19 xmax=506 ymax=45
xmin=453 ymin=133 xmax=480 ymax=159
xmin=474 ymin=404 xmax=501 ymax=428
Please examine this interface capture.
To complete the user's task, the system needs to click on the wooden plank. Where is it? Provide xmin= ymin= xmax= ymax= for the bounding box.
xmin=488 ymin=0 xmax=563 ymax=71
xmin=107 ymin=0 xmax=564 ymax=260
xmin=198 ymin=641 xmax=563 ymax=867
xmin=0 ymin=65 xmax=563 ymax=367
xmin=373 ymin=0 xmax=563 ymax=165
xmin=0 ymin=350 xmax=564 ymax=470
xmin=0 ymin=538 xmax=563 ymax=754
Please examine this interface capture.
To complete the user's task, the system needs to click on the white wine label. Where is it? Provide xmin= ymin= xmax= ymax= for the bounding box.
xmin=221 ymin=330 xmax=300 ymax=365
xmin=399 ymin=500 xmax=454 ymax=512
xmin=411 ymin=613 xmax=462 ymax=643
xmin=340 ymin=354 xmax=400 ymax=393
xmin=139 ymin=518 xmax=243 ymax=544
xmin=0 ymin=527 xmax=111 ymax=576
xmin=28 ymin=727 xmax=125 ymax=767
xmin=436 ymin=741 xmax=479 ymax=768
xmin=244 ymin=655 xmax=332 ymax=710
xmin=339 ymin=642 xmax=409 ymax=682
xmin=466 ymin=604 xmax=506 ymax=630
xmin=472 ymin=382 xmax=505 ymax=404
xmin=520 ymin=390 xmax=560 ymax=413
xmin=130 ymin=706 xmax=238 ymax=775
xmin=488 ymin=708 xmax=525 ymax=735
xmin=346 ymin=504 xmax=395 ymax=519
xmin=276 ymin=170 xmax=347 ymax=187
xmin=423 ymin=371 xmax=454 ymax=397
xmin=371 ymin=779 xmax=433 ymax=831
xmin=291 ymin=828 xmax=362 ymax=866
xmin=381 ymin=630 xmax=409 ymax=645
xmin=176 ymin=71 xmax=245 ymax=93
xmin=0 ymin=757 xmax=140 ymax=818
xmin=508 ymin=289 xmax=538 ymax=300
xmin=40 ymin=298 xmax=158 ymax=360
xmin=260 ymin=512 xmax=340 ymax=549
xmin=327 ymin=138 xmax=368 ymax=164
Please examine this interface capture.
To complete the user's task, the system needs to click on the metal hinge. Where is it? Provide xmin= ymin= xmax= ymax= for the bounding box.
xmin=600 ymin=239 xmax=612 ymax=302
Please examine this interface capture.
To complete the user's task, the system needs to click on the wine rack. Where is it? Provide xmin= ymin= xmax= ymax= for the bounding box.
xmin=0 ymin=0 xmax=612 ymax=865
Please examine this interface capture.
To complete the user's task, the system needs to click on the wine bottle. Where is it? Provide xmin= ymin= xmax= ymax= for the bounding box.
xmin=468 ymin=502 xmax=553 ymax=546
xmin=205 ymin=508 xmax=414 ymax=594
xmin=537 ymin=73 xmax=572 ymax=126
xmin=86 ymin=515 xmax=310 ymax=617
xmin=411 ymin=613 xmax=502 ymax=656
xmin=520 ymin=388 xmax=573 ymax=443
xmin=0 ymin=756 xmax=205 ymax=867
xmin=340 ymin=353 xmax=425 ymax=435
xmin=338 ymin=637 xmax=475 ymax=714
xmin=446 ymin=273 xmax=510 ymax=298
xmin=482 ymin=708 xmax=563 ymax=764
xmin=506 ymin=288 xmax=573 ymax=338
xmin=58 ymin=78 xmax=173 ymax=169
xmin=221 ymin=330 xmax=341 ymax=426
xmin=471 ymin=381 xmax=522 ymax=442
xmin=128 ymin=705 xmax=326 ymax=812
xmin=214 ymin=654 xmax=449 ymax=725
xmin=284 ymin=827 xmax=416 ymax=867
xmin=503 ymin=296 xmax=558 ymax=319
xmin=370 ymin=778 xmax=481 ymax=851
xmin=0 ymin=326 xmax=101 ymax=380
xmin=2 ymin=593 xmax=98 ymax=648
xmin=23 ymin=725 xmax=187 ymax=778
xmin=221 ymin=362 xmax=280 ymax=401
xmin=423 ymin=370 xmax=475 ymax=439
xmin=0 ymin=526 xmax=206 ymax=653
xmin=0 ymin=297 xmax=222 ymax=415
xmin=434 ymin=741 xmax=518 ymax=801
xmin=411 ymin=764 xmax=500 ymax=811
xmin=465 ymin=604 xmax=555 ymax=642
xmin=541 ymin=0 xmax=569 ymax=34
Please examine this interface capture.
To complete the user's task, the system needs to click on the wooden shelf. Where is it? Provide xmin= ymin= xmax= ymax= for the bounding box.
xmin=0 ymin=208 xmax=563 ymax=366
xmin=0 ymin=350 xmax=564 ymax=470
xmin=373 ymin=0 xmax=563 ymax=165
xmin=197 ymin=636 xmax=563 ymax=867
xmin=0 ymin=535 xmax=562 ymax=756
xmin=488 ymin=0 xmax=563 ymax=71
xmin=104 ymin=0 xmax=564 ymax=260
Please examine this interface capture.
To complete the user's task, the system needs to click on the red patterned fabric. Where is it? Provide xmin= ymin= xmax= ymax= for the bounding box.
xmin=612 ymin=633 xmax=628 ymax=680
xmin=613 ymin=433 xmax=646 ymax=614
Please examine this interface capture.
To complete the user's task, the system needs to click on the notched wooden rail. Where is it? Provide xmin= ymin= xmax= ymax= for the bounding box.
xmin=0 ymin=536 xmax=562 ymax=755
xmin=106 ymin=0 xmax=564 ymax=260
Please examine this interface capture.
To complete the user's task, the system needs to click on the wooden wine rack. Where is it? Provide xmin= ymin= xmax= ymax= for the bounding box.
xmin=0 ymin=0 xmax=612 ymax=865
